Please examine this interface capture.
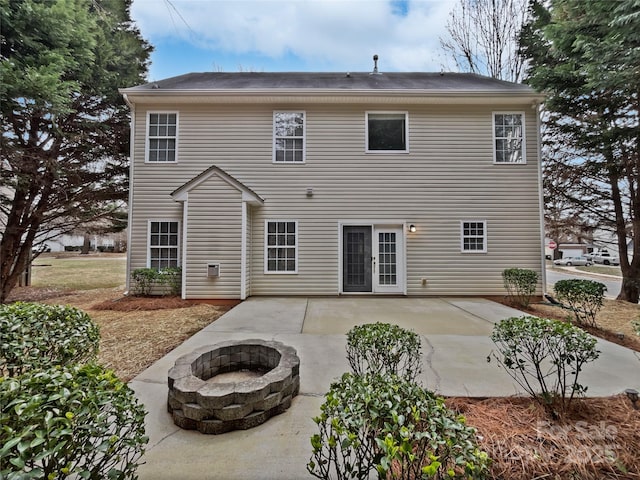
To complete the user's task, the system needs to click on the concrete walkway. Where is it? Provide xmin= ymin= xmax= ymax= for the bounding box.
xmin=130 ymin=297 xmax=640 ymax=480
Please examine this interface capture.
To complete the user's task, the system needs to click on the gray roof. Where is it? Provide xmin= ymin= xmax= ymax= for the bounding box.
xmin=124 ymin=71 xmax=535 ymax=94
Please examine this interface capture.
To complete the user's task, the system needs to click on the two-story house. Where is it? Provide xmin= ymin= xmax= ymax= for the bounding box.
xmin=120 ymin=70 xmax=545 ymax=300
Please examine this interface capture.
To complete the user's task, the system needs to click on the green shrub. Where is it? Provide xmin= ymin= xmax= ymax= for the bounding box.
xmin=0 ymin=302 xmax=100 ymax=377
xmin=502 ymin=268 xmax=538 ymax=308
xmin=159 ymin=267 xmax=182 ymax=296
xmin=346 ymin=323 xmax=422 ymax=381
xmin=308 ymin=373 xmax=489 ymax=480
xmin=0 ymin=363 xmax=147 ymax=479
xmin=633 ymin=319 xmax=640 ymax=336
xmin=131 ymin=267 xmax=182 ymax=296
xmin=554 ymin=279 xmax=607 ymax=327
xmin=130 ymin=268 xmax=157 ymax=296
xmin=490 ymin=316 xmax=600 ymax=416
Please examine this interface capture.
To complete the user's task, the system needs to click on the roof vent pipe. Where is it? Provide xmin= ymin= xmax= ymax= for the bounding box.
xmin=371 ymin=54 xmax=380 ymax=74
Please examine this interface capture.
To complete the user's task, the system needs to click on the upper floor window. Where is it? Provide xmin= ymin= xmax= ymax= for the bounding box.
xmin=366 ymin=112 xmax=408 ymax=152
xmin=147 ymin=113 xmax=177 ymax=162
xmin=265 ymin=220 xmax=298 ymax=273
xmin=461 ymin=220 xmax=487 ymax=253
xmin=149 ymin=220 xmax=179 ymax=269
xmin=493 ymin=113 xmax=525 ymax=164
xmin=273 ymin=112 xmax=305 ymax=163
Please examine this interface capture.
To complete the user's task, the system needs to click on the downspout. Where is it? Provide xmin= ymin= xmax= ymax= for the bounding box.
xmin=535 ymin=101 xmax=547 ymax=296
xmin=181 ymin=198 xmax=188 ymax=299
xmin=241 ymin=201 xmax=247 ymax=300
xmin=123 ymin=93 xmax=134 ymax=295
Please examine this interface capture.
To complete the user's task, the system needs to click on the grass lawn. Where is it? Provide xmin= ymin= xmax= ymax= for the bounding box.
xmin=31 ymin=253 xmax=126 ymax=290
xmin=575 ymin=264 xmax=622 ymax=276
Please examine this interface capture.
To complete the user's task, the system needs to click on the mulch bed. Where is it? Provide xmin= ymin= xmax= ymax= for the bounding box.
xmin=92 ymin=295 xmax=202 ymax=311
xmin=447 ymin=395 xmax=640 ymax=479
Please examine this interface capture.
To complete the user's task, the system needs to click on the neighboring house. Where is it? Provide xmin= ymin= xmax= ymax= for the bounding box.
xmin=120 ymin=70 xmax=545 ymax=300
xmin=44 ymin=231 xmax=127 ymax=252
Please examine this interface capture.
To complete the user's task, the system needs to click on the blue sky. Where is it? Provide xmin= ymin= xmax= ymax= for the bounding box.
xmin=130 ymin=0 xmax=457 ymax=81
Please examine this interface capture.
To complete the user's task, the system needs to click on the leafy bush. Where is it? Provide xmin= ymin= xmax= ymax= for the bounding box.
xmin=554 ymin=279 xmax=606 ymax=327
xmin=490 ymin=316 xmax=600 ymax=416
xmin=0 ymin=363 xmax=147 ymax=479
xmin=502 ymin=268 xmax=538 ymax=308
xmin=308 ymin=373 xmax=489 ymax=480
xmin=0 ymin=302 xmax=99 ymax=377
xmin=131 ymin=267 xmax=182 ymax=296
xmin=159 ymin=267 xmax=182 ymax=296
xmin=130 ymin=268 xmax=157 ymax=296
xmin=346 ymin=323 xmax=422 ymax=382
xmin=633 ymin=319 xmax=640 ymax=336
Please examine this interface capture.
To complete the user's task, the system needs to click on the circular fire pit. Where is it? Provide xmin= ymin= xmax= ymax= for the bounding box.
xmin=167 ymin=339 xmax=300 ymax=434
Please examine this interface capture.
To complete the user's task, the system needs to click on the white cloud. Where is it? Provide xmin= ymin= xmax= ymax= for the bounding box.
xmin=131 ymin=0 xmax=457 ymax=73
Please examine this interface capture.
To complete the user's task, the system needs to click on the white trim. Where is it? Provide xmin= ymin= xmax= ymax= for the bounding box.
xmin=492 ymin=111 xmax=526 ymax=164
xmin=535 ymin=103 xmax=547 ymax=294
xmin=171 ymin=165 xmax=263 ymax=205
xmin=125 ymin=98 xmax=135 ymax=294
xmin=365 ymin=111 xmax=409 ymax=153
xmin=460 ymin=220 xmax=488 ymax=254
xmin=241 ymin=201 xmax=248 ymax=299
xmin=146 ymin=218 xmax=182 ymax=268
xmin=145 ymin=111 xmax=179 ymax=163
xmin=272 ymin=111 xmax=306 ymax=163
xmin=264 ymin=219 xmax=299 ymax=274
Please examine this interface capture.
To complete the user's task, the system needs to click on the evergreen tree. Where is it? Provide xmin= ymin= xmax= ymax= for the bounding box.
xmin=0 ymin=0 xmax=151 ymax=302
xmin=521 ymin=0 xmax=640 ymax=302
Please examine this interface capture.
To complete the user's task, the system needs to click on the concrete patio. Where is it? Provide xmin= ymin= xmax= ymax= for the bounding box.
xmin=130 ymin=297 xmax=640 ymax=480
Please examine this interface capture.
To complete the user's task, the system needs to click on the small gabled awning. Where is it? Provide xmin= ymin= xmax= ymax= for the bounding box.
xmin=171 ymin=165 xmax=264 ymax=206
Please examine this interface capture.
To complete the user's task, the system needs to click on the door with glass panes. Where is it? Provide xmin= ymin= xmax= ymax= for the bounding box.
xmin=342 ymin=225 xmax=404 ymax=293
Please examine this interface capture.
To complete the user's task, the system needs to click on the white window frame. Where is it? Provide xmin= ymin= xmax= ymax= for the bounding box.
xmin=273 ymin=111 xmax=306 ymax=163
xmin=147 ymin=219 xmax=181 ymax=269
xmin=492 ymin=112 xmax=525 ymax=164
xmin=460 ymin=220 xmax=487 ymax=254
xmin=145 ymin=111 xmax=179 ymax=163
xmin=365 ymin=111 xmax=409 ymax=153
xmin=264 ymin=220 xmax=298 ymax=274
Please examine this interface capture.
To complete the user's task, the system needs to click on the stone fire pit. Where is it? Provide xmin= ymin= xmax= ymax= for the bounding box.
xmin=167 ymin=339 xmax=300 ymax=434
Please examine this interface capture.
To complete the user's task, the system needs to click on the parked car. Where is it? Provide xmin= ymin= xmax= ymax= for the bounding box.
xmin=553 ymin=256 xmax=592 ymax=267
xmin=592 ymin=252 xmax=620 ymax=266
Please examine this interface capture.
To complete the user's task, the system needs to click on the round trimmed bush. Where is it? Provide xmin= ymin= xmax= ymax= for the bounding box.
xmin=0 ymin=363 xmax=148 ymax=479
xmin=346 ymin=322 xmax=422 ymax=381
xmin=0 ymin=302 xmax=100 ymax=377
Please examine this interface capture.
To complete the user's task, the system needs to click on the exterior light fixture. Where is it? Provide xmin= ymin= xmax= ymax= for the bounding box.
xmin=625 ymin=388 xmax=639 ymax=409
xmin=409 ymin=224 xmax=416 ymax=233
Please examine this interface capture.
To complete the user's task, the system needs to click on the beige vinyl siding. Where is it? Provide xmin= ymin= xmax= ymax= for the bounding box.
xmin=183 ymin=178 xmax=243 ymax=298
xmin=129 ymin=102 xmax=542 ymax=297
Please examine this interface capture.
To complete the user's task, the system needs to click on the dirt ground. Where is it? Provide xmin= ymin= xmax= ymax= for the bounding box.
xmin=7 ymin=286 xmax=640 ymax=479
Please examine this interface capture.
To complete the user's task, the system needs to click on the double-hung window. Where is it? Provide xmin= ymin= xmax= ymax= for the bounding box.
xmin=366 ymin=112 xmax=408 ymax=152
xmin=273 ymin=112 xmax=305 ymax=163
xmin=461 ymin=220 xmax=487 ymax=253
xmin=493 ymin=113 xmax=525 ymax=164
xmin=149 ymin=220 xmax=179 ymax=269
xmin=147 ymin=113 xmax=178 ymax=162
xmin=265 ymin=221 xmax=297 ymax=273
